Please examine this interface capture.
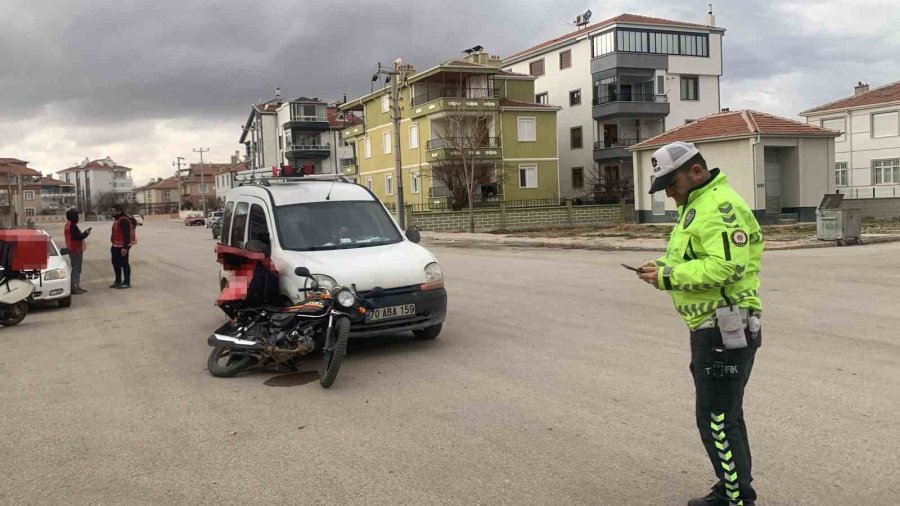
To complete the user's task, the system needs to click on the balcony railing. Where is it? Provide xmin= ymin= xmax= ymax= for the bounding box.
xmin=41 ymin=192 xmax=77 ymax=198
xmin=286 ymin=144 xmax=330 ymax=151
xmin=593 ymin=94 xmax=668 ymax=105
xmin=593 ymin=137 xmax=648 ymax=149
xmin=412 ymin=87 xmax=496 ymax=107
xmin=111 ymin=180 xmax=134 ymax=191
xmin=426 ymin=137 xmax=501 ymax=150
xmin=290 ymin=115 xmax=328 ymax=123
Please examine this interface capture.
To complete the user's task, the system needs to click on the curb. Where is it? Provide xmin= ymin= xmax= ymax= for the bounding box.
xmin=423 ymin=234 xmax=900 ymax=252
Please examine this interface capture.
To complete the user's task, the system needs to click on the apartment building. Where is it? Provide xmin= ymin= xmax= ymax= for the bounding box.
xmin=57 ymin=156 xmax=135 ymax=214
xmin=502 ymin=11 xmax=724 ymax=200
xmin=339 ymin=49 xmax=560 ymax=208
xmin=215 ymin=160 xmax=247 ymax=202
xmin=134 ymin=176 xmax=179 ymax=214
xmin=801 ymin=80 xmax=900 ymax=199
xmin=0 ymin=158 xmax=42 ymax=224
xmin=238 ymin=93 xmax=360 ymax=179
xmin=23 ymin=176 xmax=76 ymax=216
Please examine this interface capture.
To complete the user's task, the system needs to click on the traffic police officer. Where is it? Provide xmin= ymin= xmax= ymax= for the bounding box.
xmin=636 ymin=141 xmax=763 ymax=506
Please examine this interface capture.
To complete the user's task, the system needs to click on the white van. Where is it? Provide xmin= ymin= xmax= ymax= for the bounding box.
xmin=218 ymin=177 xmax=446 ymax=339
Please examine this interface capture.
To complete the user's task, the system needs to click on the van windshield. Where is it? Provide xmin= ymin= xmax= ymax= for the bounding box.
xmin=275 ymin=200 xmax=402 ymax=251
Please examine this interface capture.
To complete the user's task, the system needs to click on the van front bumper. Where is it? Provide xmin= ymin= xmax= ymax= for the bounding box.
xmin=350 ymin=287 xmax=447 ymax=338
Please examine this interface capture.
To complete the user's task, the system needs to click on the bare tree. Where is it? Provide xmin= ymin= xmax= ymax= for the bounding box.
xmin=583 ymin=165 xmax=635 ymax=204
xmin=423 ymin=95 xmax=502 ymax=232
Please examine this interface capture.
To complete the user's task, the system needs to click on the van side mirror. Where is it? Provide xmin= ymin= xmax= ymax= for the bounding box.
xmin=294 ymin=267 xmax=311 ymax=277
xmin=405 ymin=228 xmax=421 ymax=244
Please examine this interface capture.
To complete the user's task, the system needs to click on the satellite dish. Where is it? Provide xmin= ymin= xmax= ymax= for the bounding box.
xmin=584 ymin=9 xmax=592 ymax=22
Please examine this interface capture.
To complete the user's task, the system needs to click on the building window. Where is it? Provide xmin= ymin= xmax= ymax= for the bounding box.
xmin=591 ymin=30 xmax=615 ymax=57
xmin=572 ymin=167 xmax=584 ymax=189
xmin=25 ymin=208 xmax=36 ymax=217
xmin=383 ymin=131 xmax=392 ymax=154
xmin=366 ymin=177 xmax=373 ymax=191
xmin=24 ymin=190 xmax=35 ymax=201
xmin=385 ymin=174 xmax=394 ymax=195
xmin=872 ymin=158 xmax=900 ymax=184
xmin=163 ymin=190 xmax=171 ymax=200
xmin=411 ymin=171 xmax=421 ymax=193
xmin=822 ymin=118 xmax=847 ymax=142
xmin=559 ymin=49 xmax=572 ymax=69
xmin=681 ymin=77 xmax=699 ymax=101
xmin=517 ymin=117 xmax=536 ymax=142
xmin=409 ymin=123 xmax=419 ymax=149
xmin=518 ymin=165 xmax=538 ymax=188
xmin=65 ymin=173 xmax=70 ymax=183
xmin=835 ymin=162 xmax=848 ymax=187
xmin=535 ymin=92 xmax=548 ymax=105
xmin=529 ymin=59 xmax=545 ymax=77
xmin=872 ymin=111 xmax=899 ymax=138
xmin=364 ymin=137 xmax=372 ymax=158
xmin=570 ymin=126 xmax=583 ymax=149
xmin=199 ymin=184 xmax=209 ymax=194
xmin=569 ymin=89 xmax=581 ymax=106
xmin=381 ymin=94 xmax=390 ymax=113
xmin=656 ymin=73 xmax=666 ymax=95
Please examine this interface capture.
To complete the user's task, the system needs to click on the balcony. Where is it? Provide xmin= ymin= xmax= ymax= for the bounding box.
xmin=340 ymin=157 xmax=358 ymax=175
xmin=592 ymin=93 xmax=669 ymax=119
xmin=410 ymin=88 xmax=499 ymax=118
xmin=285 ymin=143 xmax=331 ymax=160
xmin=41 ymin=192 xmax=77 ymax=199
xmin=341 ymin=124 xmax=366 ymax=142
xmin=426 ymin=137 xmax=502 ymax=163
xmin=593 ymin=138 xmax=647 ymax=162
xmin=111 ymin=179 xmax=134 ymax=192
xmin=283 ymin=114 xmax=330 ymax=132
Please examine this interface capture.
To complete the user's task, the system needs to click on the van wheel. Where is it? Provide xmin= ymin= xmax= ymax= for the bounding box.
xmin=58 ymin=296 xmax=72 ymax=308
xmin=413 ymin=324 xmax=442 ymax=340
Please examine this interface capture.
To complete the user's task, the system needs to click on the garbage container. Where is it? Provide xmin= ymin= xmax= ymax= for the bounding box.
xmin=816 ymin=193 xmax=861 ymax=246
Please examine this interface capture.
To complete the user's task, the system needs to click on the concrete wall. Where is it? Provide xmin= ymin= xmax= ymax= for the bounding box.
xmin=842 ymin=197 xmax=900 ymax=218
xmin=408 ymin=202 xmax=623 ymax=232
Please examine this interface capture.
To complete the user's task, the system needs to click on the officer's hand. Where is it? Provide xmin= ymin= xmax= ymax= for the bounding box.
xmin=641 ymin=260 xmax=657 ymax=270
xmin=638 ymin=266 xmax=660 ymax=288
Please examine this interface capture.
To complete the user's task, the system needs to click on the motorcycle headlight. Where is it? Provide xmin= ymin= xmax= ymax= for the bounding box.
xmin=422 ymin=262 xmax=444 ymax=290
xmin=336 ymin=289 xmax=356 ymax=308
xmin=44 ymin=268 xmax=68 ymax=281
xmin=305 ymin=274 xmax=337 ymax=291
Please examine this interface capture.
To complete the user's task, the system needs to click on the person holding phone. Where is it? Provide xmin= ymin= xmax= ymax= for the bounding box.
xmin=64 ymin=208 xmax=91 ymax=294
xmin=634 ymin=141 xmax=764 ymax=506
xmin=109 ymin=204 xmax=136 ymax=289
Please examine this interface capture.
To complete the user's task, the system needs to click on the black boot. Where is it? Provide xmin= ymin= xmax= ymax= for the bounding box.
xmin=688 ymin=487 xmax=755 ymax=506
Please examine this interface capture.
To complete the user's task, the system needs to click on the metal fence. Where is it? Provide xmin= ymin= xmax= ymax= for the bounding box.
xmin=838 ymin=186 xmax=900 ymax=199
xmin=593 ymin=93 xmax=668 ymax=105
xmin=412 ymin=87 xmax=496 ymax=107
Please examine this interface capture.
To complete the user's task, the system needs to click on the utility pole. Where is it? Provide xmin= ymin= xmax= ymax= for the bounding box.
xmin=193 ymin=148 xmax=209 ymax=216
xmin=173 ymin=156 xmax=186 ymax=213
xmin=373 ymin=59 xmax=414 ymax=229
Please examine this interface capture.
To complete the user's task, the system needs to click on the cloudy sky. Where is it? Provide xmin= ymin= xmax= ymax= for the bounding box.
xmin=2 ymin=0 xmax=899 ymax=185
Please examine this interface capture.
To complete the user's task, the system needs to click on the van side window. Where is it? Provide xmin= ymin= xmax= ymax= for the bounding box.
xmin=230 ymin=202 xmax=250 ymax=248
xmin=220 ymin=201 xmax=235 ymax=244
xmin=248 ymin=204 xmax=270 ymax=247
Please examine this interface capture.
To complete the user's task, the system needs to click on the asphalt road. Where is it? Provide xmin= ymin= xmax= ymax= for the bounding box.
xmin=1 ymin=220 xmax=897 ymax=505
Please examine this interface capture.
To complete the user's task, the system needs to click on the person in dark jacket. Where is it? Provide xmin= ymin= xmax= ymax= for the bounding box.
xmin=64 ymin=208 xmax=91 ymax=294
xmin=109 ymin=204 xmax=136 ymax=289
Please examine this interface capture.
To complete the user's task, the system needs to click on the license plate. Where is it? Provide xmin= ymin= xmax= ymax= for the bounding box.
xmin=367 ymin=304 xmax=416 ymax=322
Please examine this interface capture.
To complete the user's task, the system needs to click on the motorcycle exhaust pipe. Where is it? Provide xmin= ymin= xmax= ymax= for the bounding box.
xmin=207 ymin=333 xmax=264 ymax=349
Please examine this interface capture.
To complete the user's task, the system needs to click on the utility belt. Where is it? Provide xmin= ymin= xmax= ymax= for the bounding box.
xmin=692 ymin=307 xmax=762 ymax=350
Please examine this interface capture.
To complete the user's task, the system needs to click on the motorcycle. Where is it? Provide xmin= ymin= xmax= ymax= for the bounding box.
xmin=206 ymin=267 xmax=369 ymax=388
xmin=0 ymin=271 xmax=35 ymax=327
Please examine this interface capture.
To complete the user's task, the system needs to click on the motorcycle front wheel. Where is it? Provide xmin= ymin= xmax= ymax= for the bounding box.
xmin=207 ymin=347 xmax=253 ymax=377
xmin=319 ymin=316 xmax=350 ymax=388
xmin=0 ymin=301 xmax=28 ymax=327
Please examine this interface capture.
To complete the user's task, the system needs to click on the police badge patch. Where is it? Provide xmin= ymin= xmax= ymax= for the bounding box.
xmin=683 ymin=209 xmax=696 ymax=229
xmin=731 ymin=230 xmax=748 ymax=247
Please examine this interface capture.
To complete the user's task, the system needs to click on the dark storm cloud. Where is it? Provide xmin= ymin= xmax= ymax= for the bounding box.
xmin=0 ymin=0 xmax=583 ymax=126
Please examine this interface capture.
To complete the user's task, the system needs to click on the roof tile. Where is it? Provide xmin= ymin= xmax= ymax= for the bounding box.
xmin=802 ymin=80 xmax=900 ymax=115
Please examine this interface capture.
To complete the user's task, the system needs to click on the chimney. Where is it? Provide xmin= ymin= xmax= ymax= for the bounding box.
xmin=231 ymin=151 xmax=240 ymax=164
xmin=275 ymin=87 xmax=282 ymax=103
xmin=854 ymin=82 xmax=870 ymax=95
xmin=706 ymin=4 xmax=716 ymax=26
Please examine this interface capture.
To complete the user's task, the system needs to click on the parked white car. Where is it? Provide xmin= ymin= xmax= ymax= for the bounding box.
xmin=217 ymin=177 xmax=446 ymax=339
xmin=25 ymin=230 xmax=72 ymax=308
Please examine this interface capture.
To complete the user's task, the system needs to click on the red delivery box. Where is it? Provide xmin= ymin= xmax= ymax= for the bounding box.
xmin=0 ymin=229 xmax=50 ymax=271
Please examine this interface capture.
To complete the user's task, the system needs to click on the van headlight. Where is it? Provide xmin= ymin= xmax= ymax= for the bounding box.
xmin=421 ymin=262 xmax=444 ymax=290
xmin=44 ymin=268 xmax=68 ymax=281
xmin=336 ymin=289 xmax=356 ymax=308
xmin=305 ymin=274 xmax=337 ymax=291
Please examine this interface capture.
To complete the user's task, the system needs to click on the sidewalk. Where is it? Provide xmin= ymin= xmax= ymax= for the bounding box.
xmin=421 ymin=230 xmax=900 ymax=252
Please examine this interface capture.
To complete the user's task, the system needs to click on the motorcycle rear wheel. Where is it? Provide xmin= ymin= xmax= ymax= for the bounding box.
xmin=207 ymin=347 xmax=253 ymax=377
xmin=0 ymin=301 xmax=28 ymax=327
xmin=319 ymin=316 xmax=350 ymax=388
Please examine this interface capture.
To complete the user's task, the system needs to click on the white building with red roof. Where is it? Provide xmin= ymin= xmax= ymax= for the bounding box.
xmin=502 ymin=10 xmax=725 ymax=200
xmin=801 ymin=81 xmax=900 ymax=199
xmin=629 ymin=110 xmax=839 ymax=223
xmin=56 ymin=156 xmax=134 ymax=214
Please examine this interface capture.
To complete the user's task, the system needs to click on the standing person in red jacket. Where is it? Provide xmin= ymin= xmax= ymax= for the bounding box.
xmin=64 ymin=208 xmax=91 ymax=294
xmin=109 ymin=204 xmax=136 ymax=289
